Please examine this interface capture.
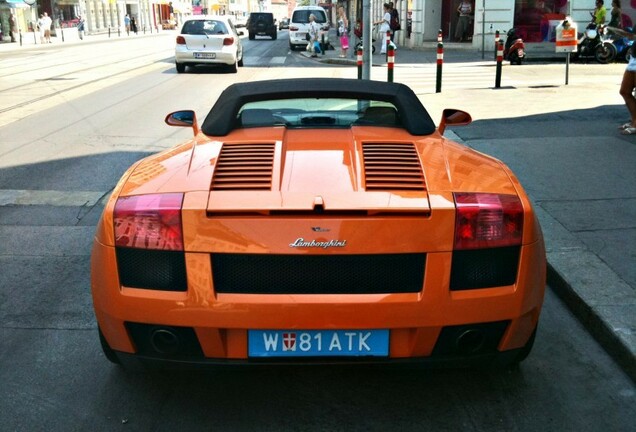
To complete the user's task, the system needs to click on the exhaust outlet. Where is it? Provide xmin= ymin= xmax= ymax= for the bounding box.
xmin=150 ymin=328 xmax=180 ymax=354
xmin=455 ymin=329 xmax=485 ymax=354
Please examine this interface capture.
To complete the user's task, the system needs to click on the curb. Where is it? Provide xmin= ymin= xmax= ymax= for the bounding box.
xmin=535 ymin=205 xmax=636 ymax=383
xmin=547 ymin=263 xmax=636 ymax=382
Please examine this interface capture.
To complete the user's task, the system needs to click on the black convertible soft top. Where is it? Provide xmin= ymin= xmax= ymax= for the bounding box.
xmin=200 ymin=78 xmax=436 ymax=136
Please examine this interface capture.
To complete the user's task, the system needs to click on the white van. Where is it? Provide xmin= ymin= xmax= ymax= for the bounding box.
xmin=288 ymin=5 xmax=329 ymax=50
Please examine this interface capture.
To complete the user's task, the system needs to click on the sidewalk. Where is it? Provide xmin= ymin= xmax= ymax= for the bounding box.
xmin=0 ymin=27 xmax=168 ymax=52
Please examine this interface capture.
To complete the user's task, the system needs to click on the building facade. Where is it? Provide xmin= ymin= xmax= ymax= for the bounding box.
xmin=5 ymin=0 xmax=636 ymax=50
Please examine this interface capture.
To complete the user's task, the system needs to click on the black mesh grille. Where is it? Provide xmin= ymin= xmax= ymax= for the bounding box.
xmin=116 ymin=247 xmax=187 ymax=291
xmin=450 ymin=246 xmax=520 ymax=290
xmin=212 ymin=253 xmax=426 ymax=294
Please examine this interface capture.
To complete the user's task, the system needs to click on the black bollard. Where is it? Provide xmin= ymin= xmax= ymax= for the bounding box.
xmin=495 ymin=41 xmax=503 ymax=88
xmin=436 ymin=42 xmax=443 ymax=93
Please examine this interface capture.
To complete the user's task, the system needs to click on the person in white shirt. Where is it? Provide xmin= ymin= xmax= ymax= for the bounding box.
xmin=41 ymin=12 xmax=52 ymax=43
xmin=374 ymin=3 xmax=392 ymax=54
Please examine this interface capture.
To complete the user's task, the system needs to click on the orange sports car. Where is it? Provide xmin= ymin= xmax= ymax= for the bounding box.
xmin=91 ymin=78 xmax=546 ymax=369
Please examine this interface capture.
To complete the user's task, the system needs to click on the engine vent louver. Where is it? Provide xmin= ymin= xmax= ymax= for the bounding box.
xmin=362 ymin=142 xmax=426 ymax=191
xmin=211 ymin=143 xmax=275 ymax=190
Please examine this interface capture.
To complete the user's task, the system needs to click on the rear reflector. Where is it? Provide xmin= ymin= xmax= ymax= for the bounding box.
xmin=114 ymin=193 xmax=184 ymax=251
xmin=454 ymin=193 xmax=523 ymax=250
xmin=176 ymin=35 xmax=186 ymax=45
xmin=223 ymin=37 xmax=234 ymax=46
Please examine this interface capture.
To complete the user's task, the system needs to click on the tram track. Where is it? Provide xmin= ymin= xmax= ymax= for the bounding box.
xmin=0 ymin=52 xmax=174 ymax=115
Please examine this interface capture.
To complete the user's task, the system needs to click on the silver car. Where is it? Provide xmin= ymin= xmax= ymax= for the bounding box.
xmin=289 ymin=6 xmax=329 ymax=51
xmin=175 ymin=16 xmax=244 ymax=73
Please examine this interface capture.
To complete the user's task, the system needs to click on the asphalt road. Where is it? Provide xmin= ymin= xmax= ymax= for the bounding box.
xmin=0 ymin=34 xmax=634 ymax=431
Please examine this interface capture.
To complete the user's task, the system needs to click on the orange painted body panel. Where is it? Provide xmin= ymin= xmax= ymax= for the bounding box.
xmin=91 ymin=124 xmax=546 ymax=363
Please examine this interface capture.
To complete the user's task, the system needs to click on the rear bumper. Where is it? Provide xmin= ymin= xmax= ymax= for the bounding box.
xmin=112 ymin=347 xmax=524 ymax=371
xmin=175 ymin=48 xmax=237 ymax=66
xmin=92 ymin=238 xmax=546 ymax=365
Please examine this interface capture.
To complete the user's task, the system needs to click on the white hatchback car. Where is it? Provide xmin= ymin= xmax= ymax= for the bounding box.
xmin=175 ymin=16 xmax=244 ymax=73
xmin=288 ymin=6 xmax=329 ymax=50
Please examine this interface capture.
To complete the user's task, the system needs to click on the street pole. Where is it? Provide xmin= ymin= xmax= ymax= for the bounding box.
xmin=362 ymin=0 xmax=371 ymax=80
xmin=481 ymin=0 xmax=486 ymax=59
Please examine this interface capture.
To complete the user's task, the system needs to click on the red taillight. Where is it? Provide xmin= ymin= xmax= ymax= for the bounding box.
xmin=114 ymin=193 xmax=184 ymax=251
xmin=289 ymin=26 xmax=299 ymax=31
xmin=176 ymin=35 xmax=186 ymax=45
xmin=223 ymin=37 xmax=234 ymax=46
xmin=454 ymin=193 xmax=523 ymax=250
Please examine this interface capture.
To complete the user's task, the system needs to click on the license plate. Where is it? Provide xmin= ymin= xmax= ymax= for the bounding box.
xmin=248 ymin=329 xmax=389 ymax=357
xmin=194 ymin=52 xmax=216 ymax=59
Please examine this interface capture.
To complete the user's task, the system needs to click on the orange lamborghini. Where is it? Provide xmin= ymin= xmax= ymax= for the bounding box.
xmin=91 ymin=78 xmax=546 ymax=368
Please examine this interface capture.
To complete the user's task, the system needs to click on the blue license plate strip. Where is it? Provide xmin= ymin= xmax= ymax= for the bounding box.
xmin=248 ymin=329 xmax=389 ymax=357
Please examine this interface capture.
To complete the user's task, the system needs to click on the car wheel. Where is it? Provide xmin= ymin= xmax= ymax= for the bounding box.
xmin=99 ymin=327 xmax=121 ymax=364
xmin=238 ymin=55 xmax=244 ymax=67
xmin=272 ymin=32 xmax=277 ymax=40
xmin=249 ymin=33 xmax=255 ymax=40
xmin=175 ymin=62 xmax=185 ymax=73
xmin=289 ymin=42 xmax=295 ymax=51
xmin=511 ymin=326 xmax=537 ymax=366
xmin=228 ymin=60 xmax=238 ymax=73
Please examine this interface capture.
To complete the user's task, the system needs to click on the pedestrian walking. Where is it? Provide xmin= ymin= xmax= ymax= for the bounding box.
xmin=455 ymin=0 xmax=473 ymax=42
xmin=9 ymin=10 xmax=18 ymax=43
xmin=124 ymin=14 xmax=131 ymax=35
xmin=42 ymin=12 xmax=52 ymax=43
xmin=307 ymin=14 xmax=321 ymax=57
xmin=374 ymin=3 xmax=392 ymax=55
xmin=389 ymin=1 xmax=401 ymax=43
xmin=337 ymin=6 xmax=349 ymax=58
xmin=130 ymin=16 xmax=138 ymax=35
xmin=609 ymin=26 xmax=636 ymax=134
xmin=608 ymin=0 xmax=622 ymax=28
xmin=77 ymin=15 xmax=85 ymax=40
xmin=37 ymin=14 xmax=46 ymax=44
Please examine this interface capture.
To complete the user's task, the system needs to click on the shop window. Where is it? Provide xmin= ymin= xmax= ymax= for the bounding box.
xmin=514 ymin=0 xmax=568 ymax=43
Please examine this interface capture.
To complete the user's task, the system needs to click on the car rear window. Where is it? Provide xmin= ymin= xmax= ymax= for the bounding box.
xmin=181 ymin=20 xmax=228 ymax=35
xmin=237 ymin=98 xmax=401 ymax=129
xmin=250 ymin=13 xmax=273 ymax=23
xmin=292 ymin=10 xmax=327 ymax=24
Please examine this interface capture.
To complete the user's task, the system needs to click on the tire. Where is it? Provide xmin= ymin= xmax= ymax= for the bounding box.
xmin=272 ymin=32 xmax=277 ymax=40
xmin=99 ymin=327 xmax=121 ymax=365
xmin=238 ymin=55 xmax=244 ymax=67
xmin=228 ymin=59 xmax=238 ymax=73
xmin=249 ymin=33 xmax=255 ymax=40
xmin=175 ymin=62 xmax=185 ymax=73
xmin=595 ymin=42 xmax=617 ymax=63
xmin=511 ymin=326 xmax=537 ymax=366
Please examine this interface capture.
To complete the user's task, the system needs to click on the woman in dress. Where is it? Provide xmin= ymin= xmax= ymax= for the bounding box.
xmin=337 ymin=6 xmax=349 ymax=58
